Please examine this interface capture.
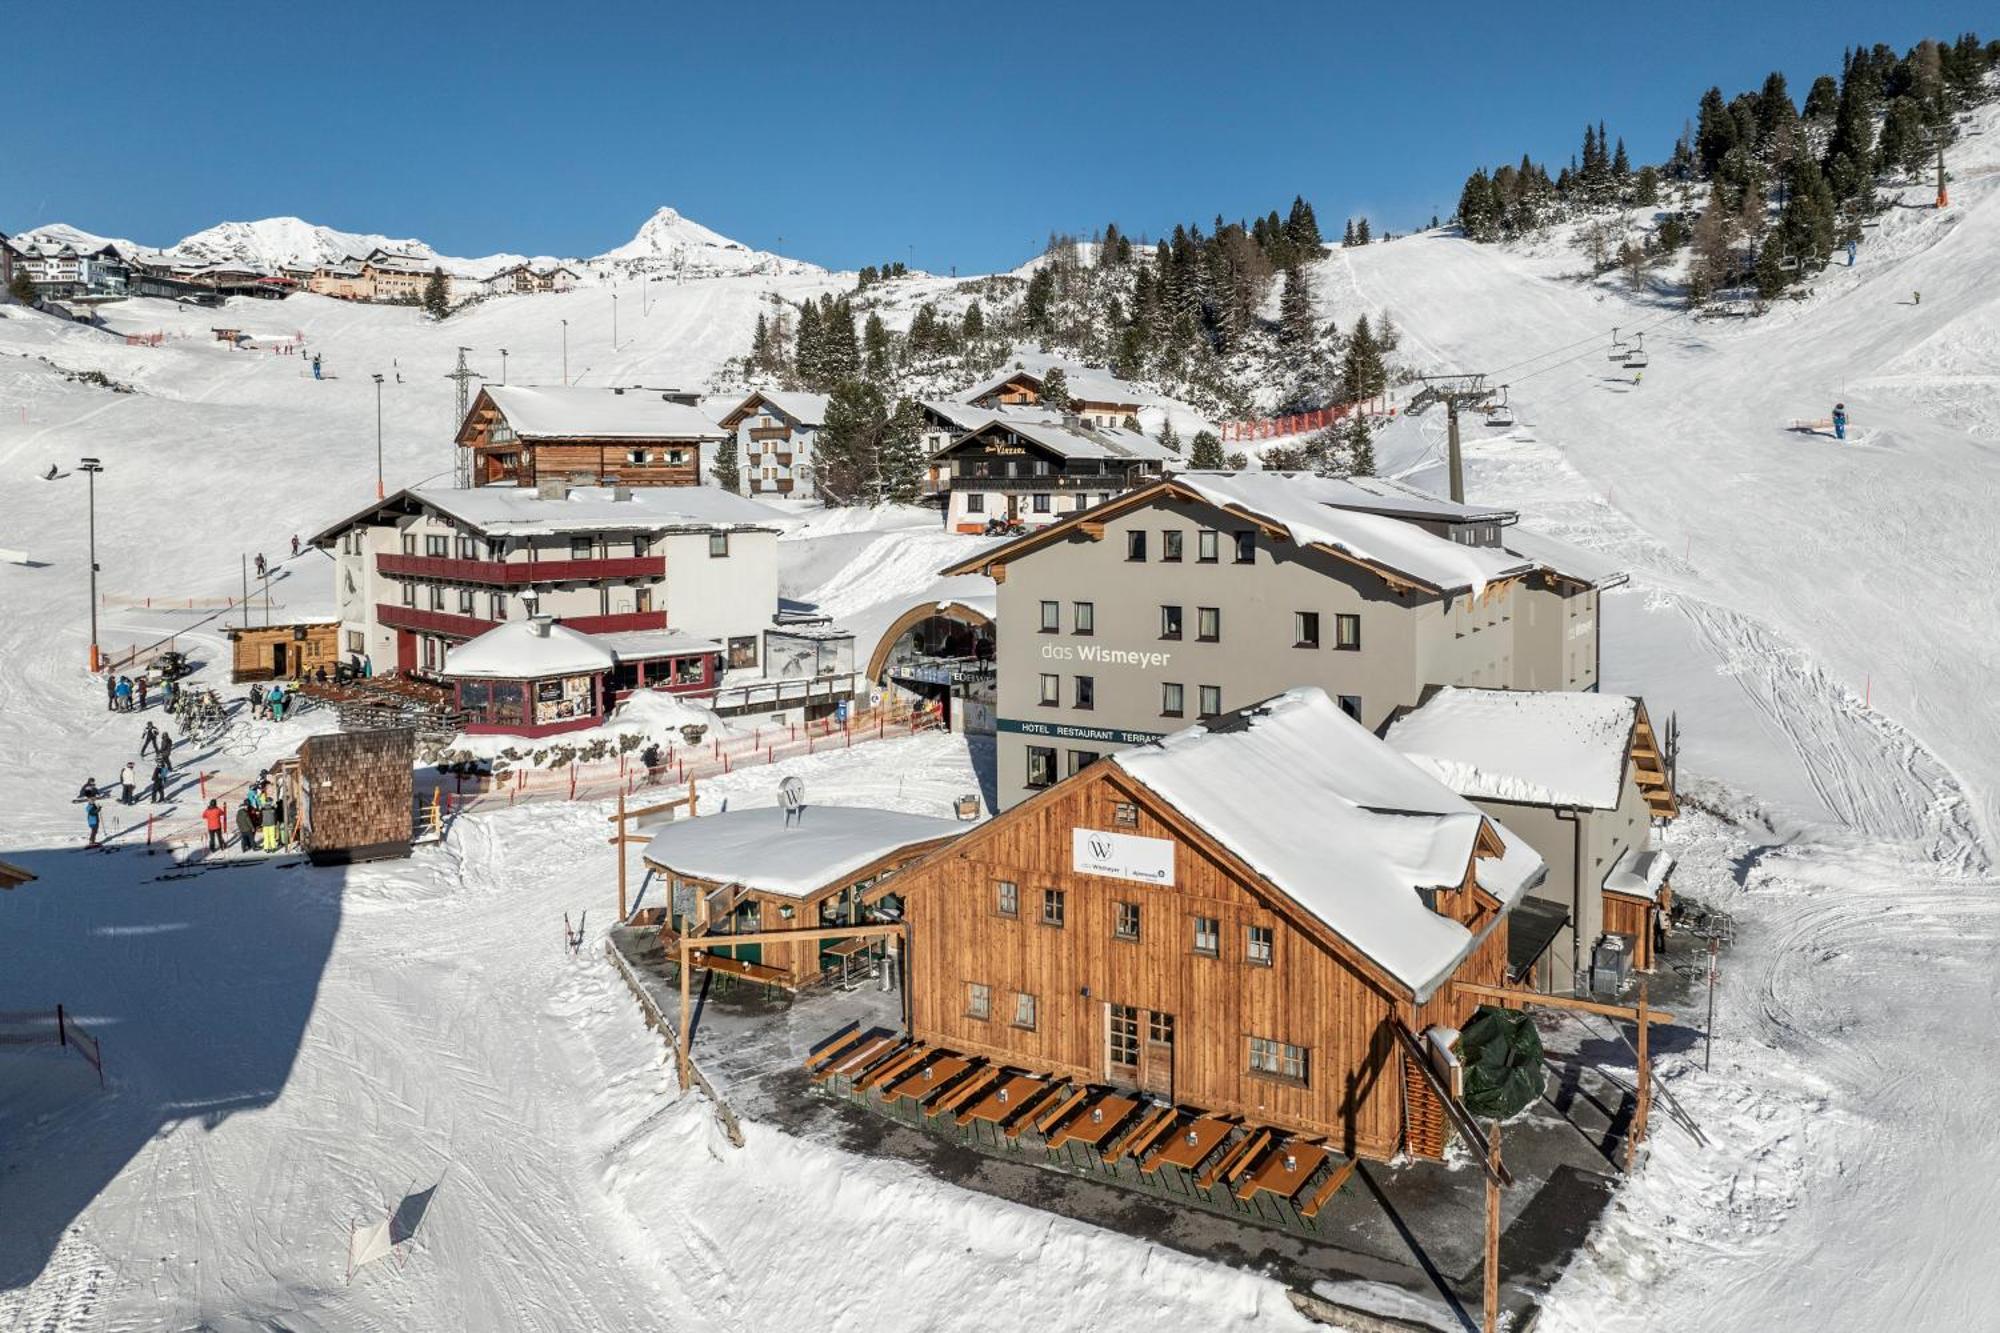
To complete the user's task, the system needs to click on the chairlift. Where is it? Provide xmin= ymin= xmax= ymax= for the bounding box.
xmin=1484 ymin=385 xmax=1517 ymax=429
xmin=1621 ymin=334 xmax=1649 ymax=370
xmin=1607 ymin=326 xmax=1629 ymax=361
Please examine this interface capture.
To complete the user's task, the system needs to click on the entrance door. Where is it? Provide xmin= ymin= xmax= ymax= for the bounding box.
xmin=396 ymin=630 xmax=417 ymax=674
xmin=1104 ymin=1004 xmax=1174 ymax=1099
xmin=271 ymin=643 xmax=288 ymax=677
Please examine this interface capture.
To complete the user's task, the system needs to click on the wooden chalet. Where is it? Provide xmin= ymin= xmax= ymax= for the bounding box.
xmin=225 ymin=620 xmax=341 ymax=682
xmin=962 ymin=364 xmax=1144 ymax=429
xmin=887 ymin=686 xmax=1546 ymax=1162
xmin=456 ymin=384 xmax=726 ymax=489
xmin=643 ymin=805 xmax=967 ymax=986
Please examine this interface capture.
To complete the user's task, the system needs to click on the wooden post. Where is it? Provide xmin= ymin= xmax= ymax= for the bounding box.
xmin=615 ymin=789 xmax=628 ymax=920
xmin=1484 ymin=1120 xmax=1501 ymax=1333
xmin=677 ymin=938 xmax=693 ymax=1090
xmin=1628 ymin=983 xmax=1651 ymax=1172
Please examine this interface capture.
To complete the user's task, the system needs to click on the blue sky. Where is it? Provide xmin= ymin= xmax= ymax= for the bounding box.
xmin=1 ymin=1 xmax=1984 ymax=271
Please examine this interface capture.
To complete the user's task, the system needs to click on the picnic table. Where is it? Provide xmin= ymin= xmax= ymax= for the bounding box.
xmin=957 ymin=1073 xmax=1047 ymax=1129
xmin=1047 ymin=1093 xmax=1138 ymax=1149
xmin=1144 ymin=1116 xmax=1231 ymax=1173
xmin=885 ymin=1055 xmax=972 ymax=1105
xmin=1237 ymin=1140 xmax=1329 ymax=1202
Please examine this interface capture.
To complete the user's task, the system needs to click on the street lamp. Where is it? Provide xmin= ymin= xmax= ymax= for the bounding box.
xmin=612 ymin=294 xmax=618 ymax=351
xmin=499 ymin=348 xmax=508 ymax=385
xmin=560 ymin=319 xmax=569 ymax=385
xmin=372 ymin=373 xmax=385 ymax=499
xmin=79 ymin=457 xmax=103 ymax=672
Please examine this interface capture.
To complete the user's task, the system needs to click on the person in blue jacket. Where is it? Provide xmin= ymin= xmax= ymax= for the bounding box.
xmin=1832 ymin=403 xmax=1848 ymax=441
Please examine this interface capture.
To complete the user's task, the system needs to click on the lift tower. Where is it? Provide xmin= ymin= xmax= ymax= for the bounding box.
xmin=1404 ymin=374 xmax=1493 ymax=503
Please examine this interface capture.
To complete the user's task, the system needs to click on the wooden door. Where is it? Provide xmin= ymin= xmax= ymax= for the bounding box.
xmin=271 ymin=643 xmax=288 ymax=677
xmin=1104 ymin=1003 xmax=1141 ymax=1090
xmin=1142 ymin=1010 xmax=1175 ymax=1099
xmin=395 ymin=631 xmax=416 ymax=674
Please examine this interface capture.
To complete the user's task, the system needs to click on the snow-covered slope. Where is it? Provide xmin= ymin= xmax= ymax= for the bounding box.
xmin=169 ymin=216 xmax=534 ymax=277
xmin=591 ymin=205 xmax=819 ymax=278
xmin=8 ymin=221 xmax=148 ymax=256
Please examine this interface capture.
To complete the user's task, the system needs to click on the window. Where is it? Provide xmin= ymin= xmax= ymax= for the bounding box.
xmin=1197 ymin=530 xmax=1218 ymax=563
xmin=1073 ymin=675 xmax=1094 ymax=710
xmin=1246 ymin=925 xmax=1274 ymax=965
xmin=632 ymin=535 xmax=652 ymax=557
xmin=346 ymin=630 xmax=365 ymax=654
xmin=1161 ymin=682 xmax=1184 ymax=717
xmin=456 ymin=535 xmax=476 ymax=559
xmin=1249 ymin=1036 xmax=1308 ymax=1083
xmin=1012 ymin=992 xmax=1038 ymax=1030
xmin=634 ymin=586 xmax=653 ymax=613
xmin=967 ymin=492 xmax=986 ymax=514
xmin=1073 ymin=601 xmax=1094 ymax=635
xmin=1115 ymin=902 xmax=1141 ymax=941
xmin=400 ymin=581 xmax=416 ymax=607
xmin=569 ymin=536 xmax=593 ymax=560
xmin=1162 ymin=530 xmax=1184 ymax=562
xmin=486 ymin=539 xmax=507 ymax=561
xmin=1294 ymin=611 xmax=1320 ymax=648
xmin=967 ymin=982 xmax=992 ymax=1020
xmin=1193 ymin=916 xmax=1220 ymax=956
xmin=1031 ymin=493 xmax=1051 ymax=513
xmin=1148 ymin=1012 xmax=1174 ymax=1046
xmin=996 ymin=880 xmax=1019 ymax=917
xmin=1042 ymin=888 xmax=1066 ymax=927
xmin=728 ymin=636 xmax=758 ymax=669
xmin=667 ymin=449 xmax=687 ymax=466
xmin=458 ymin=587 xmax=475 ymax=614
xmin=426 ymin=534 xmax=450 ymax=557
xmin=1335 ymin=613 xmax=1361 ymax=650
xmin=1126 ymin=530 xmax=1147 ymax=561
xmin=1108 ymin=1005 xmax=1139 ymax=1066
xmin=1233 ymin=531 xmax=1256 ymax=564
xmin=429 ymin=584 xmax=446 ymax=611
xmin=1026 ymin=745 xmax=1057 ymax=789
xmin=1196 ymin=607 xmax=1220 ymax=642
xmin=1067 ymin=749 xmax=1099 ymax=777
xmin=1113 ymin=801 xmax=1139 ymax=828
xmin=708 ymin=532 xmax=730 ymax=558
xmin=1038 ymin=673 xmax=1060 ymax=706
xmin=1158 ymin=604 xmax=1183 ymax=640
xmin=488 ymin=592 xmax=507 ymax=620
xmin=1338 ymin=694 xmax=1364 ymax=722
xmin=1199 ymin=685 xmax=1222 ymax=716
xmin=1039 ymin=600 xmax=1060 ymax=633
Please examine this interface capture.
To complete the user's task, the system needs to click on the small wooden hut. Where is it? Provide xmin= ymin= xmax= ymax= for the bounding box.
xmin=226 ymin=620 xmax=342 ymax=683
xmin=293 ymin=728 xmax=416 ymax=865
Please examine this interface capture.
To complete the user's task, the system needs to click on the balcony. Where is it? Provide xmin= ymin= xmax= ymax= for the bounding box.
xmin=376 ymin=552 xmax=666 ymax=585
xmin=562 ymin=611 xmax=669 ymax=634
xmin=378 ymin=604 xmax=496 ymax=638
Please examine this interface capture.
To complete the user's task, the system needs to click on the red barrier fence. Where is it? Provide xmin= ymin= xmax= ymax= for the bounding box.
xmin=1221 ymin=395 xmax=1393 ymax=442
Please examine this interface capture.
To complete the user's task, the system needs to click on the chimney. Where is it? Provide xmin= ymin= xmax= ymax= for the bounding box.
xmin=612 ymin=486 xmax=633 ymax=502
xmin=536 ymin=478 xmax=566 ymax=501
xmin=528 ymin=614 xmax=553 ymax=638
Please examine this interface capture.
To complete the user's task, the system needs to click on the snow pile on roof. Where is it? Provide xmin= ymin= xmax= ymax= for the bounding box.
xmin=1113 ymin=687 xmax=1543 ymax=997
xmin=642 ymin=805 xmax=966 ymax=898
xmin=1499 ymin=525 xmax=1630 ymax=590
xmin=718 ymin=390 xmax=830 ymax=429
xmin=1175 ymin=472 xmax=1529 ymax=594
xmin=485 ymin=385 xmax=726 ymax=441
xmin=961 ymin=362 xmax=1141 ymax=408
xmin=443 ymin=619 xmax=615 ymax=679
xmin=414 ymin=484 xmax=784 ymax=535
xmin=1312 ymin=474 xmax=1515 ymax=524
xmin=1385 ymin=687 xmax=1640 ymax=809
xmin=1604 ymin=846 xmax=1675 ymax=900
xmin=963 ymin=416 xmax=1175 ymax=463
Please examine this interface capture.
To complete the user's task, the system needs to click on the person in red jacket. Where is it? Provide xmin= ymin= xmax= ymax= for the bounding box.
xmin=201 ymin=799 xmax=226 ymax=852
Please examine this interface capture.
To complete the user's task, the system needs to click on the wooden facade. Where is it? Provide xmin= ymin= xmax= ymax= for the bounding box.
xmin=226 ymin=621 xmax=341 ymax=682
xmin=295 ymin=728 xmax=415 ymax=865
xmin=897 ymin=763 xmax=1511 ymax=1161
xmin=455 ymin=388 xmax=705 ymax=489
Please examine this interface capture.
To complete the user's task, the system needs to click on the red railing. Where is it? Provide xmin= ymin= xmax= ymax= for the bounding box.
xmin=378 ymin=604 xmax=495 ymax=637
xmin=376 ymin=553 xmax=665 ymax=585
xmin=563 ymin=611 xmax=669 ymax=634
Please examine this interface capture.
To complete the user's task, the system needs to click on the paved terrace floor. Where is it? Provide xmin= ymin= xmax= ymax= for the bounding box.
xmin=609 ymin=924 xmax=1713 ymax=1331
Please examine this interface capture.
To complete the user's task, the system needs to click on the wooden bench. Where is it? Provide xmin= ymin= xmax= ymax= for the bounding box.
xmin=933 ymin=1065 xmax=1000 ymax=1117
xmin=803 ymin=1025 xmax=866 ymax=1074
xmin=1101 ymin=1105 xmax=1177 ymax=1166
xmin=855 ymin=1043 xmax=929 ymax=1092
xmin=689 ymin=950 xmax=793 ymax=987
xmin=811 ymin=1034 xmax=895 ymax=1085
xmin=1299 ymin=1158 xmax=1358 ymax=1220
xmin=1198 ymin=1128 xmax=1270 ymax=1192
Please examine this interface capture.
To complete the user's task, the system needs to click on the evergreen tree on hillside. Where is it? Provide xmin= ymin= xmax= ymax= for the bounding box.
xmin=1696 ymin=86 xmax=1738 ymax=175
xmin=1285 ymin=195 xmax=1323 ymax=252
xmin=422 ymin=269 xmax=451 ymax=320
xmin=1456 ymin=170 xmax=1500 ymax=240
xmin=1756 ymin=71 xmax=1798 ymax=142
xmin=818 ymin=296 xmax=860 ymax=388
xmin=1023 ymin=266 xmax=1055 ymax=332
xmin=1877 ymin=97 xmax=1927 ymax=176
xmin=816 ymin=380 xmax=888 ymax=504
xmin=1277 ymin=263 xmax=1317 ymax=354
xmin=1780 ymin=154 xmax=1837 ymax=263
xmin=1156 ymin=419 xmax=1180 ymax=459
xmin=1374 ymin=309 xmax=1400 ymax=354
xmin=711 ymin=435 xmax=743 ymax=493
xmin=863 ymin=312 xmax=893 ymax=384
xmin=879 ymin=399 xmax=925 ymax=504
xmin=795 ymin=299 xmax=824 ymax=388
xmin=1341 ymin=414 xmax=1376 ymax=478
xmin=1340 ymin=315 xmax=1387 ymax=402
xmin=1634 ymin=165 xmax=1661 ymax=206
xmin=7 ymin=269 xmax=38 ymax=305
xmin=1187 ymin=429 xmax=1225 ymax=470
xmin=1039 ymin=367 xmax=1072 ymax=411
xmin=749 ymin=313 xmax=773 ymax=373
xmin=1611 ymin=138 xmax=1631 ymax=181
xmin=1355 ymin=218 xmax=1372 ymax=244
xmin=961 ymin=300 xmax=984 ymax=340
xmin=1342 ymin=218 xmax=1358 ymax=247
xmin=1803 ymin=74 xmax=1841 ymax=119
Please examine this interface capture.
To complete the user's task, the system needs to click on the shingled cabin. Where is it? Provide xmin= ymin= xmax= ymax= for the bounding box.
xmin=455 ymin=384 xmax=725 ymax=489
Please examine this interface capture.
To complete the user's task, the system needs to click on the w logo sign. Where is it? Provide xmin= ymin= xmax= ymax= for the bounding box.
xmin=1088 ymin=835 xmax=1113 ymax=859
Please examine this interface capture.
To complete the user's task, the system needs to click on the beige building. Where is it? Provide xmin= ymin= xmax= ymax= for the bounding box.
xmin=308 ymin=263 xmax=372 ymax=300
xmin=945 ymin=471 xmax=1624 ymax=809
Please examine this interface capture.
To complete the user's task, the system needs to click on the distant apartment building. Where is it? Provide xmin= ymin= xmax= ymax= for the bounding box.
xmin=944 ymin=471 xmax=1624 ymax=809
xmin=713 ymin=390 xmax=829 ymax=496
xmin=931 ymin=414 xmax=1178 ymax=532
xmin=308 ymin=262 xmax=372 ymax=300
xmin=456 ymin=384 xmax=725 ymax=489
xmin=10 ymin=240 xmax=130 ymax=297
xmin=481 ymin=263 xmax=581 ymax=296
xmin=358 ymin=248 xmax=437 ymax=302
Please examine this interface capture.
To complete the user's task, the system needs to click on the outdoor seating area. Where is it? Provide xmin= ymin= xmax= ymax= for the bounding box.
xmin=806 ymin=1026 xmax=1362 ymax=1236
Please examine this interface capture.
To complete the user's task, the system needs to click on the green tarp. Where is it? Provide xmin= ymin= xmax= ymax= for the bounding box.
xmin=1457 ymin=1006 xmax=1545 ymax=1119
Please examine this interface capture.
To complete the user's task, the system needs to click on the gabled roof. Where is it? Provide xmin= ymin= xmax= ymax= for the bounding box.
xmin=1385 ymin=687 xmax=1643 ymax=810
xmin=306 ymin=484 xmax=784 ymax=547
xmin=1311 ymin=475 xmax=1515 ymax=525
xmin=715 ymin=389 xmax=831 ymax=431
xmin=470 ymin=385 xmax=728 ymax=442
xmin=1112 ymin=687 xmax=1543 ymax=999
xmin=443 ymin=619 xmax=615 ymax=679
xmin=1498 ymin=526 xmax=1631 ymax=591
xmin=936 ymin=415 xmax=1176 ymax=464
xmin=943 ymin=472 xmax=1528 ymax=597
xmin=960 ymin=363 xmax=1144 ymax=408
xmin=642 ymin=805 xmax=967 ymax=900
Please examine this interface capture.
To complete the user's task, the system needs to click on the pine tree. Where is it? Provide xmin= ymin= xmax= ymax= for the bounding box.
xmin=863 ymin=312 xmax=893 ymax=384
xmin=961 ymin=299 xmax=984 ymax=340
xmin=1877 ymin=97 xmax=1926 ymax=176
xmin=1187 ymin=429 xmax=1225 ymax=469
xmin=749 ymin=312 xmax=772 ymax=373
xmin=1277 ymin=263 xmax=1316 ymax=353
xmin=1156 ymin=419 xmax=1180 ymax=458
xmin=1696 ymin=86 xmax=1738 ymax=175
xmin=1374 ymin=309 xmax=1400 ymax=354
xmin=816 ymin=297 xmax=860 ymax=388
xmin=879 ymin=399 xmax=925 ymax=504
xmin=711 ymin=435 xmax=743 ymax=493
xmin=795 ymin=299 xmax=823 ymax=389
xmin=421 ymin=269 xmax=451 ymax=320
xmin=1342 ymin=218 xmax=1357 ymax=247
xmin=1457 ymin=169 xmax=1499 ymax=241
xmin=816 ymin=380 xmax=888 ymax=504
xmin=1342 ymin=414 xmax=1376 ymax=477
xmin=1634 ymin=165 xmax=1661 ymax=207
xmin=1355 ymin=218 xmax=1372 ymax=244
xmin=1611 ymin=138 xmax=1631 ymax=180
xmin=1285 ymin=195 xmax=1323 ymax=252
xmin=1038 ymin=367 xmax=1071 ymax=411
xmin=1023 ymin=266 xmax=1055 ymax=332
xmin=6 ymin=269 xmax=37 ymax=305
xmin=1752 ymin=235 xmax=1790 ymax=299
xmin=1340 ymin=315 xmax=1386 ymax=402
xmin=1803 ymin=74 xmax=1841 ymax=119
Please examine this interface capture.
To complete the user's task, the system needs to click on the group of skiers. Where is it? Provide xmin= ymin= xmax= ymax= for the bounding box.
xmin=199 ymin=777 xmax=287 ymax=854
xmin=249 ymin=680 xmax=297 ymax=722
xmin=77 ymin=719 xmax=183 ymax=844
xmin=104 ymin=672 xmax=148 ymax=712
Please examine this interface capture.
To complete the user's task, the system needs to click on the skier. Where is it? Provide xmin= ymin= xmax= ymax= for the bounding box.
xmin=104 ymin=674 xmax=117 ymax=712
xmin=149 ymin=762 xmax=168 ymax=804
xmin=202 ymin=799 xmax=226 ymax=852
xmin=249 ymin=682 xmax=266 ymax=717
xmin=311 ymin=353 xmax=322 ymax=380
xmin=236 ymin=800 xmax=258 ymax=853
xmin=119 ymin=760 xmax=137 ymax=805
xmin=157 ymin=731 xmax=176 ymax=773
xmin=1832 ymin=403 xmax=1849 ymax=441
xmin=140 ymin=720 xmax=160 ymax=756
xmin=84 ymin=800 xmax=102 ymax=847
xmin=1846 ymin=240 xmax=1857 ymax=267
xmin=290 ymin=534 xmax=300 ymax=558
xmin=254 ymin=552 xmax=267 ymax=578
xmin=43 ymin=463 xmax=59 ymax=480
xmin=114 ymin=676 xmax=133 ymax=712
xmin=261 ymin=809 xmax=281 ymax=852
xmin=160 ymin=678 xmax=176 ymax=711
xmin=136 ymin=676 xmax=149 ymax=710
xmin=77 ymin=777 xmax=99 ymax=802
xmin=1913 ymin=290 xmax=1921 ymax=306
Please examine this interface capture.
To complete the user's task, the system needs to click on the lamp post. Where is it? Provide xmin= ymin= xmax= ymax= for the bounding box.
xmin=372 ymin=373 xmax=385 ymax=499
xmin=79 ymin=457 xmax=103 ymax=672
xmin=499 ymin=348 xmax=508 ymax=385
xmin=560 ymin=319 xmax=569 ymax=385
xmin=612 ymin=293 xmax=618 ymax=351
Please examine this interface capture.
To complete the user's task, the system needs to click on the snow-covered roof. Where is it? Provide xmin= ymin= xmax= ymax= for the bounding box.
xmin=946 ymin=416 xmax=1176 ymax=464
xmin=416 ymin=484 xmax=783 ymax=536
xmin=1604 ymin=846 xmax=1675 ymax=900
xmin=1312 ymin=475 xmax=1515 ymax=525
xmin=840 ymin=573 xmax=997 ymax=670
xmin=1384 ymin=687 xmax=1641 ymax=810
xmin=961 ymin=363 xmax=1143 ymax=408
xmin=443 ymin=619 xmax=615 ymax=680
xmin=717 ymin=390 xmax=830 ymax=430
xmin=1499 ymin=526 xmax=1630 ymax=590
xmin=483 ymin=385 xmax=728 ymax=442
xmin=642 ymin=805 xmax=967 ymax=899
xmin=591 ymin=630 xmax=725 ymax=660
xmin=1174 ymin=472 xmax=1530 ymax=595
xmin=1112 ymin=687 xmax=1543 ymax=999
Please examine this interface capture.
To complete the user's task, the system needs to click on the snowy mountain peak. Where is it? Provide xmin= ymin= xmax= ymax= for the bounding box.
xmin=592 ymin=205 xmax=820 ymax=276
xmin=171 ymin=217 xmax=436 ymax=271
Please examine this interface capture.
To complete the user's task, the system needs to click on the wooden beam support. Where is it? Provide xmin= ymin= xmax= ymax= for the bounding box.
xmin=680 ymin=923 xmax=905 ymax=950
xmin=1484 ymin=1121 xmax=1502 ymax=1333
xmin=1454 ymin=981 xmax=1675 ymax=1025
xmin=1628 ymin=985 xmax=1651 ymax=1172
xmin=676 ymin=938 xmax=693 ymax=1089
xmin=615 ymin=789 xmax=628 ymax=920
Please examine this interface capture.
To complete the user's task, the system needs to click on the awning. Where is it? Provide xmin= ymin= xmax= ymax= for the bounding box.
xmin=1506 ymin=897 xmax=1571 ymax=982
xmin=1604 ymin=846 xmax=1676 ymax=901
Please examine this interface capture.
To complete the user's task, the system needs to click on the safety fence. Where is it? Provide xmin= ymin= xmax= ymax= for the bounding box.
xmin=105 ymin=766 xmax=286 ymax=859
xmin=438 ymin=703 xmax=942 ymax=819
xmin=99 ymin=593 xmax=297 ymax=613
xmin=0 ymin=1005 xmax=106 ymax=1087
xmin=1219 ymin=395 xmax=1393 ymax=442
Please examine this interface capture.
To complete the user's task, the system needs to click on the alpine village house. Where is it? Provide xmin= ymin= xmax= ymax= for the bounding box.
xmin=456 ymin=384 xmax=725 ymax=489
